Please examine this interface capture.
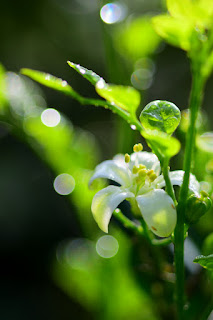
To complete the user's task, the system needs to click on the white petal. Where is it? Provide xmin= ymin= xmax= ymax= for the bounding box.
xmin=92 ymin=185 xmax=134 ymax=233
xmin=155 ymin=170 xmax=200 ymax=195
xmin=130 ymin=151 xmax=161 ymax=175
xmin=89 ymin=160 xmax=132 ymax=187
xmin=136 ymin=189 xmax=177 ymax=237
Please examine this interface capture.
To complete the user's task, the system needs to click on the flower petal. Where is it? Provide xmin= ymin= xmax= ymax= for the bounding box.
xmin=130 ymin=151 xmax=161 ymax=175
xmin=136 ymin=189 xmax=177 ymax=237
xmin=89 ymin=160 xmax=132 ymax=187
xmin=155 ymin=170 xmax=200 ymax=195
xmin=92 ymin=185 xmax=134 ymax=233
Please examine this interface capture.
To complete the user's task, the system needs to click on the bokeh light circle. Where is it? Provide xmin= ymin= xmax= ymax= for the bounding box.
xmin=41 ymin=108 xmax=61 ymax=127
xmin=53 ymin=173 xmax=75 ymax=195
xmin=96 ymin=235 xmax=119 ymax=258
xmin=100 ymin=3 xmax=126 ymax=24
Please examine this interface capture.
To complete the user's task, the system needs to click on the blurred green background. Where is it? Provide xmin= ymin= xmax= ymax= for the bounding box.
xmin=0 ymin=0 xmax=213 ymax=319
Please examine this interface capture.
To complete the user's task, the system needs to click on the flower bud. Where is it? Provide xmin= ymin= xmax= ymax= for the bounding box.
xmin=185 ymin=193 xmax=212 ymax=225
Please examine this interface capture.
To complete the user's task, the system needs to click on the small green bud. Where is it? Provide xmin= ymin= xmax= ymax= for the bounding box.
xmin=185 ymin=193 xmax=212 ymax=225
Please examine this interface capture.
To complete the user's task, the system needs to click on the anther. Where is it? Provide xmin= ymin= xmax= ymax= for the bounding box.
xmin=133 ymin=143 xmax=143 ymax=152
xmin=149 ymin=172 xmax=157 ymax=182
xmin=139 ymin=164 xmax=146 ymax=170
xmin=138 ymin=169 xmax=147 ymax=177
xmin=125 ymin=153 xmax=130 ymax=163
xmin=133 ymin=144 xmax=139 ymax=152
xmin=132 ymin=165 xmax=139 ymax=174
xmin=147 ymin=169 xmax=154 ymax=176
xmin=137 ymin=143 xmax=143 ymax=151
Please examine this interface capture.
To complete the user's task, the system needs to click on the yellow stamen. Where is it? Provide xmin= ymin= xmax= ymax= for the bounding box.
xmin=137 ymin=143 xmax=143 ymax=151
xmin=149 ymin=172 xmax=157 ymax=182
xmin=147 ymin=169 xmax=154 ymax=176
xmin=133 ymin=144 xmax=139 ymax=152
xmin=125 ymin=153 xmax=130 ymax=163
xmin=138 ymin=169 xmax=147 ymax=177
xmin=139 ymin=164 xmax=146 ymax=170
xmin=132 ymin=165 xmax=139 ymax=174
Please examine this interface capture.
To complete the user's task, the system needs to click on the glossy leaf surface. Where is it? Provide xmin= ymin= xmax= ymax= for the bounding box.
xmin=194 ymin=254 xmax=213 ymax=271
xmin=96 ymin=81 xmax=140 ymax=114
xmin=21 ymin=68 xmax=80 ymax=99
xmin=67 ymin=61 xmax=102 ymax=85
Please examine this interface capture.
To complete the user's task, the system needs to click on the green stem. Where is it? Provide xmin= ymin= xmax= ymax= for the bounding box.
xmin=113 ymin=209 xmax=172 ymax=246
xmin=174 ymin=67 xmax=205 ymax=320
xmin=113 ymin=208 xmax=144 ymax=236
xmin=162 ymin=158 xmax=177 ymax=205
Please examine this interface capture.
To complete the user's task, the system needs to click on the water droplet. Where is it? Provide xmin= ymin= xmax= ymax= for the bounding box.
xmin=41 ymin=108 xmax=61 ymax=127
xmin=96 ymin=235 xmax=119 ymax=259
xmin=61 ymin=80 xmax=67 ymax=87
xmin=96 ymin=78 xmax=105 ymax=89
xmin=45 ymin=74 xmax=51 ymax=81
xmin=79 ymin=67 xmax=86 ymax=74
xmin=100 ymin=2 xmax=127 ymax=24
xmin=130 ymin=124 xmax=136 ymax=130
xmin=53 ymin=173 xmax=75 ymax=195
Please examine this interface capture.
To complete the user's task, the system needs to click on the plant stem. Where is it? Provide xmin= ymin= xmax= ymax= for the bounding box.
xmin=161 ymin=158 xmax=177 ymax=205
xmin=174 ymin=67 xmax=205 ymax=320
xmin=113 ymin=209 xmax=172 ymax=246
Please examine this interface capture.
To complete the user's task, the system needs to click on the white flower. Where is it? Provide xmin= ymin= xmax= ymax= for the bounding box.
xmin=89 ymin=150 xmax=200 ymax=237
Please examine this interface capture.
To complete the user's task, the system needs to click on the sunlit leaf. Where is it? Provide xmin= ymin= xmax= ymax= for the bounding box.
xmin=140 ymin=100 xmax=181 ymax=135
xmin=67 ymin=61 xmax=102 ymax=85
xmin=142 ymin=130 xmax=181 ymax=159
xmin=167 ymin=0 xmax=212 ymax=28
xmin=20 ymin=68 xmax=129 ymax=116
xmin=152 ymin=15 xmax=193 ymax=51
xmin=196 ymin=132 xmax=213 ymax=153
xmin=114 ymin=15 xmax=161 ymax=62
xmin=194 ymin=254 xmax=213 ymax=271
xmin=21 ymin=68 xmax=81 ymax=100
xmin=96 ymin=81 xmax=140 ymax=114
xmin=167 ymin=0 xmax=193 ymax=19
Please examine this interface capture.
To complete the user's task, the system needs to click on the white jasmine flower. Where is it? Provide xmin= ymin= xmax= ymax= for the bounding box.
xmin=89 ymin=147 xmax=200 ymax=237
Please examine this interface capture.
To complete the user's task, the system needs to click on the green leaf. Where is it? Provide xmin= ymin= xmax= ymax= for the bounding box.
xmin=140 ymin=100 xmax=181 ymax=135
xmin=167 ymin=0 xmax=193 ymax=19
xmin=152 ymin=15 xmax=193 ymax=51
xmin=67 ymin=61 xmax=102 ymax=85
xmin=113 ymin=15 xmax=160 ymax=62
xmin=142 ymin=130 xmax=181 ymax=159
xmin=167 ymin=0 xmax=212 ymax=28
xmin=96 ymin=81 xmax=140 ymax=114
xmin=196 ymin=132 xmax=213 ymax=153
xmin=21 ymin=68 xmax=81 ymax=100
xmin=194 ymin=254 xmax=213 ymax=271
